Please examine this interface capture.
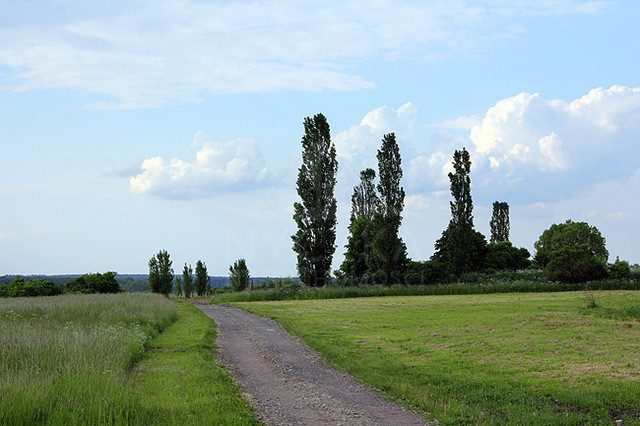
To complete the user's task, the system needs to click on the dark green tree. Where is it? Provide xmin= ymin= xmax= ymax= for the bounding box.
xmin=484 ymin=241 xmax=530 ymax=271
xmin=292 ymin=113 xmax=338 ymax=287
xmin=433 ymin=148 xmax=485 ymax=280
xmin=369 ymin=133 xmax=408 ymax=284
xmin=66 ymin=272 xmax=120 ymax=294
xmin=490 ymin=201 xmax=510 ymax=243
xmin=534 ymin=220 xmax=608 ymax=267
xmin=338 ymin=169 xmax=380 ymax=284
xmin=195 ymin=260 xmax=209 ymax=297
xmin=174 ymin=276 xmax=183 ymax=297
xmin=182 ymin=263 xmax=194 ymax=298
xmin=0 ymin=277 xmax=62 ymax=298
xmin=229 ymin=259 xmax=250 ymax=291
xmin=609 ymin=257 xmax=631 ymax=280
xmin=148 ymin=250 xmax=174 ymax=296
xmin=547 ymin=245 xmax=608 ymax=283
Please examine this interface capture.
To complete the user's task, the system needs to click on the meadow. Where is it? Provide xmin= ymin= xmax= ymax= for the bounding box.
xmin=234 ymin=290 xmax=640 ymax=424
xmin=0 ymin=294 xmax=256 ymax=425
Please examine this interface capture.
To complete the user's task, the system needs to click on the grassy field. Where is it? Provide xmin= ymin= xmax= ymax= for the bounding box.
xmin=235 ymin=290 xmax=640 ymax=424
xmin=0 ymin=294 xmax=256 ymax=425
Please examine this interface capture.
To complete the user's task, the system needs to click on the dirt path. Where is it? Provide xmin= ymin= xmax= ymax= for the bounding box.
xmin=192 ymin=302 xmax=431 ymax=425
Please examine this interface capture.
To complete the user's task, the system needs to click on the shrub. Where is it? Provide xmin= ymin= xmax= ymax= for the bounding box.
xmin=609 ymin=257 xmax=632 ymax=280
xmin=547 ymin=245 xmax=608 ymax=283
xmin=0 ymin=277 xmax=63 ymax=298
xmin=65 ymin=272 xmax=121 ymax=294
xmin=404 ymin=260 xmax=450 ymax=285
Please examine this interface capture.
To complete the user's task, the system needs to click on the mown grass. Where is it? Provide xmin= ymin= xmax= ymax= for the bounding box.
xmin=0 ymin=294 xmax=257 ymax=425
xmin=131 ymin=303 xmax=258 ymax=424
xmin=235 ymin=291 xmax=640 ymax=424
xmin=211 ymin=278 xmax=640 ymax=303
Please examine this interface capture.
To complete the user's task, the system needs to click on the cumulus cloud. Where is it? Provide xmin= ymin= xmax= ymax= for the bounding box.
xmin=130 ymin=133 xmax=271 ymax=199
xmin=467 ymin=85 xmax=640 ymax=200
xmin=0 ymin=0 xmax=605 ymax=109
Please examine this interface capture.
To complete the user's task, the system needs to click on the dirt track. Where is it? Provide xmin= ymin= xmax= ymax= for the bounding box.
xmin=192 ymin=302 xmax=432 ymax=425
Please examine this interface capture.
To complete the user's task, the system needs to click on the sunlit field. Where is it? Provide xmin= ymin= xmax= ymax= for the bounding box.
xmin=236 ymin=291 xmax=640 ymax=424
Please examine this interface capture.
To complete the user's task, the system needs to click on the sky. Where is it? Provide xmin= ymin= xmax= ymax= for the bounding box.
xmin=1 ymin=0 xmax=639 ymax=276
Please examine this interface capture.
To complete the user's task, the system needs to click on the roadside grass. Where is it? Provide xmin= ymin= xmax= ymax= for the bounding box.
xmin=132 ymin=303 xmax=258 ymax=424
xmin=0 ymin=293 xmax=176 ymax=424
xmin=235 ymin=291 xmax=640 ymax=424
xmin=0 ymin=294 xmax=257 ymax=425
xmin=211 ymin=279 xmax=640 ymax=303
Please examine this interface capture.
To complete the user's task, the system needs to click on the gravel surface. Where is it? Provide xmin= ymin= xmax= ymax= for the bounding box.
xmin=192 ymin=302 xmax=433 ymax=425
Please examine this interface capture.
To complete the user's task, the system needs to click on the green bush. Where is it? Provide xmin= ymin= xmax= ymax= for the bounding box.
xmin=65 ymin=272 xmax=121 ymax=294
xmin=609 ymin=257 xmax=632 ymax=280
xmin=547 ymin=245 xmax=608 ymax=283
xmin=0 ymin=277 xmax=63 ymax=298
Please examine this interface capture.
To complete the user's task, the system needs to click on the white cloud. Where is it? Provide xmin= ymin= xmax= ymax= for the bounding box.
xmin=130 ymin=133 xmax=271 ymax=199
xmin=0 ymin=0 xmax=606 ymax=109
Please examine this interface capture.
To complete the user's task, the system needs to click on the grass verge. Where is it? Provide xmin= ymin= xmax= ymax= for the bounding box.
xmin=131 ymin=303 xmax=258 ymax=424
xmin=235 ymin=291 xmax=640 ymax=424
xmin=211 ymin=278 xmax=640 ymax=303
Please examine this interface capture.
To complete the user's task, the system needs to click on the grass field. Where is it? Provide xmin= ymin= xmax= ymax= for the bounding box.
xmin=0 ymin=294 xmax=256 ymax=425
xmin=235 ymin=290 xmax=640 ymax=424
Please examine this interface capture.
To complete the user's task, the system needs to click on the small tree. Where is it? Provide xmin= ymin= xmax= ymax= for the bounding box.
xmin=66 ymin=272 xmax=120 ymax=294
xmin=195 ymin=260 xmax=209 ymax=297
xmin=182 ymin=263 xmax=194 ymax=299
xmin=292 ymin=113 xmax=338 ymax=287
xmin=229 ymin=259 xmax=250 ymax=291
xmin=174 ymin=276 xmax=183 ymax=297
xmin=149 ymin=250 xmax=174 ymax=296
xmin=490 ymin=201 xmax=510 ymax=243
xmin=534 ymin=220 xmax=608 ymax=267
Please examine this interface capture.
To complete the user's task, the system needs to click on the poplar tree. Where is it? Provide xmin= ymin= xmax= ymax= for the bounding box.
xmin=195 ymin=260 xmax=209 ymax=297
xmin=370 ymin=133 xmax=408 ymax=284
xmin=182 ymin=263 xmax=193 ymax=298
xmin=490 ymin=201 xmax=510 ymax=243
xmin=148 ymin=250 xmax=174 ymax=296
xmin=292 ymin=113 xmax=338 ymax=287
xmin=229 ymin=258 xmax=250 ymax=291
xmin=338 ymin=168 xmax=380 ymax=282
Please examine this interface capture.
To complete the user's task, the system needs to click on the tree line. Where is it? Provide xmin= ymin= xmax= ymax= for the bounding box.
xmin=291 ymin=113 xmax=631 ymax=287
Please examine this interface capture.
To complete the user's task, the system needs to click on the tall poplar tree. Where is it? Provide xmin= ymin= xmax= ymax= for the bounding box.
xmin=433 ymin=148 xmax=486 ymax=279
xmin=292 ymin=113 xmax=338 ymax=287
xmin=370 ymin=133 xmax=408 ymax=284
xmin=148 ymin=250 xmax=174 ymax=296
xmin=338 ymin=168 xmax=380 ymax=282
xmin=490 ymin=201 xmax=510 ymax=243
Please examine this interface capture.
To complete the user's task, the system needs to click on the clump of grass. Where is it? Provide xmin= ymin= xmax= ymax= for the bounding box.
xmin=0 ymin=293 xmax=176 ymax=424
xmin=211 ymin=278 xmax=640 ymax=304
xmin=583 ymin=291 xmax=598 ymax=308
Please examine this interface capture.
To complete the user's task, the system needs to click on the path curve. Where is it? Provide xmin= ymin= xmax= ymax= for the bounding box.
xmin=192 ymin=302 xmax=431 ymax=425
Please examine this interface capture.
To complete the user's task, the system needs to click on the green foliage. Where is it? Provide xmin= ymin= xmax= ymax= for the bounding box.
xmin=65 ymin=272 xmax=121 ymax=294
xmin=404 ymin=260 xmax=449 ymax=285
xmin=0 ymin=277 xmax=62 ymax=298
xmin=484 ymin=241 xmax=530 ymax=271
xmin=337 ymin=216 xmax=378 ymax=284
xmin=148 ymin=250 xmax=174 ymax=296
xmin=433 ymin=225 xmax=488 ymax=276
xmin=350 ymin=168 xmax=380 ymax=221
xmin=490 ymin=201 xmax=510 ymax=243
xmin=370 ymin=133 xmax=408 ymax=284
xmin=292 ymin=113 xmax=338 ymax=287
xmin=547 ymin=245 xmax=608 ymax=283
xmin=182 ymin=263 xmax=194 ymax=298
xmin=534 ymin=219 xmax=608 ymax=267
xmin=229 ymin=258 xmax=250 ymax=292
xmin=194 ymin=260 xmax=209 ymax=297
xmin=609 ymin=257 xmax=632 ymax=280
xmin=174 ymin=276 xmax=183 ymax=297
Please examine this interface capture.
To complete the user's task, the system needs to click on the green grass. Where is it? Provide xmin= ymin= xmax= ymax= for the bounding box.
xmin=0 ymin=294 xmax=257 ymax=425
xmin=210 ymin=279 xmax=640 ymax=303
xmin=235 ymin=291 xmax=640 ymax=424
xmin=131 ymin=303 xmax=258 ymax=424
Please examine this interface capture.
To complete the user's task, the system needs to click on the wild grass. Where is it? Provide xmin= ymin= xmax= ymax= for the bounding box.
xmin=235 ymin=291 xmax=640 ymax=424
xmin=210 ymin=278 xmax=640 ymax=303
xmin=0 ymin=294 xmax=257 ymax=425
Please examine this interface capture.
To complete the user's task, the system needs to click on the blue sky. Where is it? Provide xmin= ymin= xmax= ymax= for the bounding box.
xmin=1 ymin=0 xmax=639 ymax=275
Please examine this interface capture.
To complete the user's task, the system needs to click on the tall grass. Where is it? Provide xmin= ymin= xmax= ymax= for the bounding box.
xmin=210 ymin=278 xmax=640 ymax=303
xmin=0 ymin=293 xmax=176 ymax=425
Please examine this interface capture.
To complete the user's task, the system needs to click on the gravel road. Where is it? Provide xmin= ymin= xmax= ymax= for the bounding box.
xmin=192 ymin=302 xmax=432 ymax=425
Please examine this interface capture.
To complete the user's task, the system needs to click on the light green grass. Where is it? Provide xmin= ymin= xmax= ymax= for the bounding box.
xmin=131 ymin=303 xmax=258 ymax=424
xmin=0 ymin=294 xmax=257 ymax=425
xmin=235 ymin=291 xmax=640 ymax=424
